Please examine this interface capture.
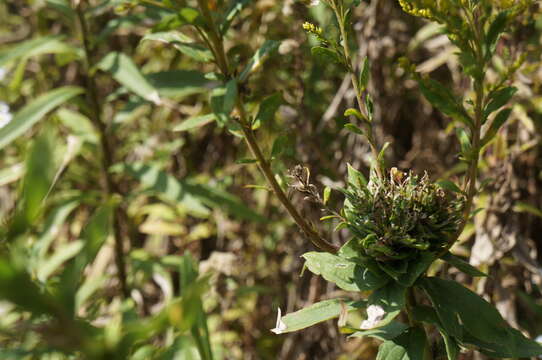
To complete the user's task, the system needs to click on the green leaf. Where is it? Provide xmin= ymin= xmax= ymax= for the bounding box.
xmin=462 ymin=326 xmax=542 ymax=358
xmin=376 ymin=327 xmax=427 ymax=360
xmin=464 ymin=328 xmax=542 ymax=359
xmin=271 ymin=135 xmax=289 ymax=157
xmin=223 ymin=78 xmax=238 ymax=115
xmin=436 ymin=180 xmax=463 ymax=194
xmin=56 ymin=108 xmax=98 ymax=143
xmin=396 ymin=253 xmax=436 ymax=287
xmin=173 ymin=114 xmax=216 ymax=132
xmin=344 ymin=123 xmax=364 ymax=136
xmin=311 ymin=46 xmax=343 ymax=65
xmin=7 ymin=130 xmax=57 ymax=238
xmin=119 ymin=162 xmax=266 ymax=222
xmin=220 ymin=0 xmax=250 ymax=35
xmin=358 ymin=56 xmax=370 ymax=91
xmin=0 ymin=258 xmax=59 ymax=316
xmin=97 ymin=52 xmax=162 ymax=104
xmin=58 ymin=204 xmax=113 ymax=314
xmin=344 ymin=108 xmax=365 ymax=121
xmin=421 ymin=277 xmax=519 ymax=345
xmin=366 ymin=282 xmax=406 ymax=327
xmin=239 ymin=40 xmax=281 ymax=82
xmin=145 ymin=70 xmax=211 ymax=99
xmin=141 ymin=31 xmax=214 ymax=62
xmin=0 ymin=36 xmax=78 ymax=67
xmin=350 ymin=321 xmax=408 ymax=341
xmin=177 ymin=7 xmax=206 ymax=27
xmin=513 ymin=201 xmax=542 ymax=218
xmin=323 ymin=186 xmax=331 ymax=205
xmin=32 ymin=199 xmax=80 ymax=261
xmin=302 ymin=252 xmax=389 ymax=292
xmin=455 ymin=127 xmax=472 ymax=158
xmin=484 ymin=86 xmax=516 ymax=119
xmin=411 ymin=305 xmax=459 ymax=360
xmin=0 ymin=86 xmax=83 ymax=151
xmin=481 ymin=108 xmax=512 ymax=147
xmin=210 ymin=86 xmax=231 ymax=126
xmin=365 ymin=93 xmax=374 ymax=120
xmin=236 ymin=158 xmax=258 ymax=165
xmin=37 ymin=240 xmax=85 ymax=282
xmin=418 ymin=78 xmax=472 ymax=127
xmin=441 ymin=252 xmax=487 ymax=277
xmin=278 ymin=298 xmax=364 ymax=333
xmin=254 ymin=93 xmax=283 ymax=126
xmin=347 ymin=163 xmax=367 ymax=188
xmin=485 ymin=11 xmax=509 ymax=59
xmin=0 ymin=162 xmax=24 ymax=186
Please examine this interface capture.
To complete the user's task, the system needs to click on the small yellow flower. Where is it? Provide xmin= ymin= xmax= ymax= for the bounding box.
xmin=302 ymin=22 xmax=323 ymax=36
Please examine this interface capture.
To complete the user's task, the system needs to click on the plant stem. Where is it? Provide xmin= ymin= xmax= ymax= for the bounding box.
xmin=75 ymin=3 xmax=129 ymax=298
xmin=236 ymin=102 xmax=339 ymax=254
xmin=196 ymin=0 xmax=338 ymax=254
xmin=456 ymin=7 xmax=485 ymax=239
xmin=330 ymin=1 xmax=381 ymax=178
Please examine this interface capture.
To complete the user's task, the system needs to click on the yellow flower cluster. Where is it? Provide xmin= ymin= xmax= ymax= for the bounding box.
xmin=302 ymin=22 xmax=323 ymax=36
xmin=397 ymin=0 xmax=433 ymax=19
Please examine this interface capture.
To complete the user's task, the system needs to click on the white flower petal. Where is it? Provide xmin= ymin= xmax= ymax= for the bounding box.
xmin=0 ymin=102 xmax=12 ymax=129
xmin=271 ymin=307 xmax=288 ymax=334
xmin=310 ymin=0 xmax=320 ymax=6
xmin=360 ymin=305 xmax=386 ymax=330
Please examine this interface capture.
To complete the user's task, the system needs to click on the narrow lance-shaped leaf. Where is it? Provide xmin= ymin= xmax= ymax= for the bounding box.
xmin=485 ymin=11 xmax=509 ymax=60
xmin=7 ymin=129 xmax=57 ymax=239
xmin=483 ymin=86 xmax=516 ymax=119
xmin=253 ymin=92 xmax=283 ymax=128
xmin=119 ymin=162 xmax=266 ymax=222
xmin=220 ymin=0 xmax=250 ymax=35
xmin=0 ymin=86 xmax=83 ymax=151
xmin=437 ymin=180 xmax=464 ymax=195
xmin=418 ymin=77 xmax=472 ymax=127
xmin=273 ymin=298 xmax=365 ymax=334
xmin=481 ymin=108 xmax=512 ymax=147
xmin=358 ymin=56 xmax=370 ymax=91
xmin=239 ymin=40 xmax=281 ymax=82
xmin=141 ymin=32 xmax=213 ymax=62
xmin=145 ymin=70 xmax=212 ymax=100
xmin=173 ymin=114 xmax=216 ymax=132
xmin=441 ymin=252 xmax=488 ymax=277
xmin=311 ymin=46 xmax=344 ymax=66
xmin=0 ymin=36 xmax=78 ymax=67
xmin=97 ymin=52 xmax=162 ymax=104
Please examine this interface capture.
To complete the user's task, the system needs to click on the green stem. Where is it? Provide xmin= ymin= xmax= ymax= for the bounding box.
xmin=195 ymin=1 xmax=338 ymax=254
xmin=237 ymin=101 xmax=338 ymax=254
xmin=330 ymin=1 xmax=381 ymax=178
xmin=75 ymin=3 xmax=128 ymax=298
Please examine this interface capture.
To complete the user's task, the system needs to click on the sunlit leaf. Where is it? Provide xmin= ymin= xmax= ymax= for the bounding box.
xmin=0 ymin=86 xmax=83 ymax=151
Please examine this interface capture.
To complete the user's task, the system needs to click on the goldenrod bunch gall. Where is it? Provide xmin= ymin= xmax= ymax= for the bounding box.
xmin=341 ymin=168 xmax=465 ymax=262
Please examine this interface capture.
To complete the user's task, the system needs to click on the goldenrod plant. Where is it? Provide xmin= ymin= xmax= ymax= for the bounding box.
xmin=0 ymin=0 xmax=542 ymax=358
xmin=269 ymin=0 xmax=542 ymax=359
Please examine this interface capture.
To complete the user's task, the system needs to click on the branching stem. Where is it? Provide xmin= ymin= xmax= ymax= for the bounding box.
xmin=329 ymin=1 xmax=381 ymax=178
xmin=75 ymin=2 xmax=128 ymax=298
xmin=196 ymin=0 xmax=338 ymax=254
